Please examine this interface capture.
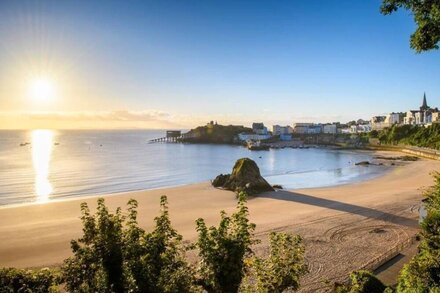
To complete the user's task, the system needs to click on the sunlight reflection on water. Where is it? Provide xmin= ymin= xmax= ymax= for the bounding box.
xmin=32 ymin=129 xmax=53 ymax=202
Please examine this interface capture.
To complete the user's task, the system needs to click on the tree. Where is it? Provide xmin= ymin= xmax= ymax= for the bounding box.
xmin=395 ymin=171 xmax=440 ymax=292
xmin=62 ymin=199 xmax=125 ymax=292
xmin=381 ymin=0 xmax=440 ymax=52
xmin=123 ymin=197 xmax=196 ymax=293
xmin=1 ymin=194 xmax=307 ymax=292
xmin=334 ymin=270 xmax=388 ymax=293
xmin=195 ymin=192 xmax=256 ymax=293
xmin=245 ymin=232 xmax=307 ymax=293
xmin=61 ymin=197 xmax=195 ymax=293
xmin=0 ymin=267 xmax=58 ymax=293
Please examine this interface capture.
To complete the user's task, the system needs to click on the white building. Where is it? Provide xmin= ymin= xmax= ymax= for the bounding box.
xmin=350 ymin=124 xmax=372 ymax=133
xmin=272 ymin=125 xmax=293 ymax=135
xmin=385 ymin=113 xmax=401 ymax=125
xmin=292 ymin=123 xmax=313 ymax=134
xmin=323 ymin=124 xmax=337 ymax=134
xmin=280 ymin=134 xmax=292 ymax=141
xmin=371 ymin=116 xmax=388 ymax=130
xmin=306 ymin=125 xmax=322 ymax=134
xmin=238 ymin=133 xmax=271 ymax=142
xmin=252 ymin=123 xmax=268 ymax=135
xmin=404 ymin=93 xmax=439 ymax=125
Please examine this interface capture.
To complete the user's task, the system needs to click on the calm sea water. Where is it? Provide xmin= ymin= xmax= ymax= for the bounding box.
xmin=0 ymin=129 xmax=383 ymax=206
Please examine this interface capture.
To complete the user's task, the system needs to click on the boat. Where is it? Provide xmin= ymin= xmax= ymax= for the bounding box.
xmin=247 ymin=140 xmax=269 ymax=151
xmin=19 ymin=142 xmax=30 ymax=147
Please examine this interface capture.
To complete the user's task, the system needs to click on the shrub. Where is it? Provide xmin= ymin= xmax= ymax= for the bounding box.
xmin=335 ymin=270 xmax=387 ymax=293
xmin=0 ymin=267 xmax=58 ymax=293
xmin=195 ymin=192 xmax=256 ymax=293
xmin=247 ymin=232 xmax=307 ymax=292
xmin=61 ymin=196 xmax=195 ymax=293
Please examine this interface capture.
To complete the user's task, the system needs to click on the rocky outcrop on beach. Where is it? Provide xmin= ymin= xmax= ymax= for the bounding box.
xmin=212 ymin=158 xmax=274 ymax=195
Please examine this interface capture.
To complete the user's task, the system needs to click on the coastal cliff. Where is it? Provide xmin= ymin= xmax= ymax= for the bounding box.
xmin=182 ymin=122 xmax=252 ymax=144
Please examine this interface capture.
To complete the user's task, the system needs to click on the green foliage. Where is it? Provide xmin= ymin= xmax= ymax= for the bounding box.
xmin=123 ymin=197 xmax=195 ymax=293
xmin=62 ymin=198 xmax=125 ymax=292
xmin=195 ymin=192 xmax=256 ymax=293
xmin=184 ymin=123 xmax=253 ymax=144
xmin=395 ymin=172 xmax=440 ymax=292
xmin=334 ymin=270 xmax=387 ymax=293
xmin=381 ymin=0 xmax=440 ymax=52
xmin=425 ymin=172 xmax=440 ymax=213
xmin=0 ymin=267 xmax=58 ymax=293
xmin=369 ymin=130 xmax=379 ymax=138
xmin=377 ymin=124 xmax=440 ymax=150
xmin=396 ymin=250 xmax=440 ymax=292
xmin=2 ymin=194 xmax=307 ymax=293
xmin=246 ymin=232 xmax=307 ymax=293
xmin=62 ymin=196 xmax=195 ymax=293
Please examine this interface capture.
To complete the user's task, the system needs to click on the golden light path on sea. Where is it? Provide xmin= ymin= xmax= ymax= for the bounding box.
xmin=31 ymin=129 xmax=54 ymax=202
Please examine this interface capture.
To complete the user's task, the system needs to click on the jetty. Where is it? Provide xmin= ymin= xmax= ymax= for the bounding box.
xmin=149 ymin=130 xmax=184 ymax=143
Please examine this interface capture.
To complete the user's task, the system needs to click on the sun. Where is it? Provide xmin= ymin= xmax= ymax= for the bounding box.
xmin=29 ymin=77 xmax=56 ymax=102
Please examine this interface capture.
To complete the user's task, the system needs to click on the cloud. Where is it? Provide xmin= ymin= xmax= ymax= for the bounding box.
xmin=24 ymin=110 xmax=171 ymax=122
xmin=0 ymin=110 xmax=185 ymax=129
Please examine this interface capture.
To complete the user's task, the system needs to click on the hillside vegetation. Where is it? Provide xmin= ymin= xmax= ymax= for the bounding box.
xmin=373 ymin=123 xmax=440 ymax=150
xmin=183 ymin=123 xmax=252 ymax=144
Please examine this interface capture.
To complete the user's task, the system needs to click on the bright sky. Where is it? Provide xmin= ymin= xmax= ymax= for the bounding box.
xmin=0 ymin=0 xmax=439 ymax=129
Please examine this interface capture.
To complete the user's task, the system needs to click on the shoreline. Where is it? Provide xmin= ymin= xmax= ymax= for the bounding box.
xmin=0 ymin=151 xmax=439 ymax=290
xmin=0 ymin=148 xmax=392 ymax=209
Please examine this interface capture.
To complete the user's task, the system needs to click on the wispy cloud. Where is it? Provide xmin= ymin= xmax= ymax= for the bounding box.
xmin=0 ymin=110 xmax=185 ymax=129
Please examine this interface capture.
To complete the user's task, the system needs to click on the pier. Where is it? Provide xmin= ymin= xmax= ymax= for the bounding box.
xmin=149 ymin=130 xmax=184 ymax=143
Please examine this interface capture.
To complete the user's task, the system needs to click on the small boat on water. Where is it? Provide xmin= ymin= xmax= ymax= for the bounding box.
xmin=247 ymin=140 xmax=269 ymax=151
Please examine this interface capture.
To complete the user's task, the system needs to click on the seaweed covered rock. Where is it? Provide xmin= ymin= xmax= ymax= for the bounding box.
xmin=212 ymin=158 xmax=274 ymax=195
xmin=212 ymin=174 xmax=230 ymax=187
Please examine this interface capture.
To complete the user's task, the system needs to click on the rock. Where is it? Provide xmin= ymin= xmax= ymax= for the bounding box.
xmin=401 ymin=155 xmax=418 ymax=161
xmin=212 ymin=158 xmax=274 ymax=195
xmin=355 ymin=161 xmax=370 ymax=166
xmin=212 ymin=174 xmax=230 ymax=187
xmin=272 ymin=184 xmax=283 ymax=189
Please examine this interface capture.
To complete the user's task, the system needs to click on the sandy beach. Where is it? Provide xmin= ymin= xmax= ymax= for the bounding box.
xmin=0 ymin=152 xmax=439 ymax=291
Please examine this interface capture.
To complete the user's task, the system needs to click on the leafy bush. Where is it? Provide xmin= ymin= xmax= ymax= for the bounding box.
xmin=195 ymin=192 xmax=257 ymax=293
xmin=1 ymin=194 xmax=306 ymax=293
xmin=334 ymin=270 xmax=387 ymax=293
xmin=61 ymin=196 xmax=195 ymax=293
xmin=0 ymin=267 xmax=58 ymax=293
xmin=395 ymin=171 xmax=440 ymax=292
xmin=397 ymin=250 xmax=440 ymax=292
xmin=246 ymin=232 xmax=307 ymax=293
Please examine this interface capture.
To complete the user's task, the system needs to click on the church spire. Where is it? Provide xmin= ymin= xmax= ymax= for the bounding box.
xmin=421 ymin=92 xmax=428 ymax=110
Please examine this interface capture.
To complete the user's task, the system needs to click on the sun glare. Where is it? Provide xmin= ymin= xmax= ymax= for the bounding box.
xmin=29 ymin=77 xmax=56 ymax=102
xmin=32 ymin=129 xmax=54 ymax=202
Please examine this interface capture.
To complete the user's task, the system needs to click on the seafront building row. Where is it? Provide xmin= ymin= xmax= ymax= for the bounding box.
xmin=238 ymin=93 xmax=438 ymax=142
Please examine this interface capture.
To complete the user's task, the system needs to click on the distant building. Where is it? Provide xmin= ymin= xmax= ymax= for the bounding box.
xmin=272 ymin=125 xmax=293 ymax=135
xmin=350 ymin=124 xmax=372 ymax=133
xmin=371 ymin=116 xmax=388 ymax=130
xmin=404 ymin=93 xmax=439 ymax=125
xmin=432 ymin=112 xmax=440 ymax=123
xmin=385 ymin=113 xmax=401 ymax=125
xmin=306 ymin=124 xmax=322 ymax=134
xmin=280 ymin=134 xmax=292 ymax=141
xmin=252 ymin=122 xmax=268 ymax=135
xmin=338 ymin=127 xmax=351 ymax=134
xmin=292 ymin=123 xmax=313 ymax=134
xmin=238 ymin=133 xmax=271 ymax=142
xmin=323 ymin=124 xmax=337 ymax=134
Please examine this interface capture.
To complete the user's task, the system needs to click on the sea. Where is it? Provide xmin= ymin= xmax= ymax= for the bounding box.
xmin=0 ymin=129 xmax=384 ymax=206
